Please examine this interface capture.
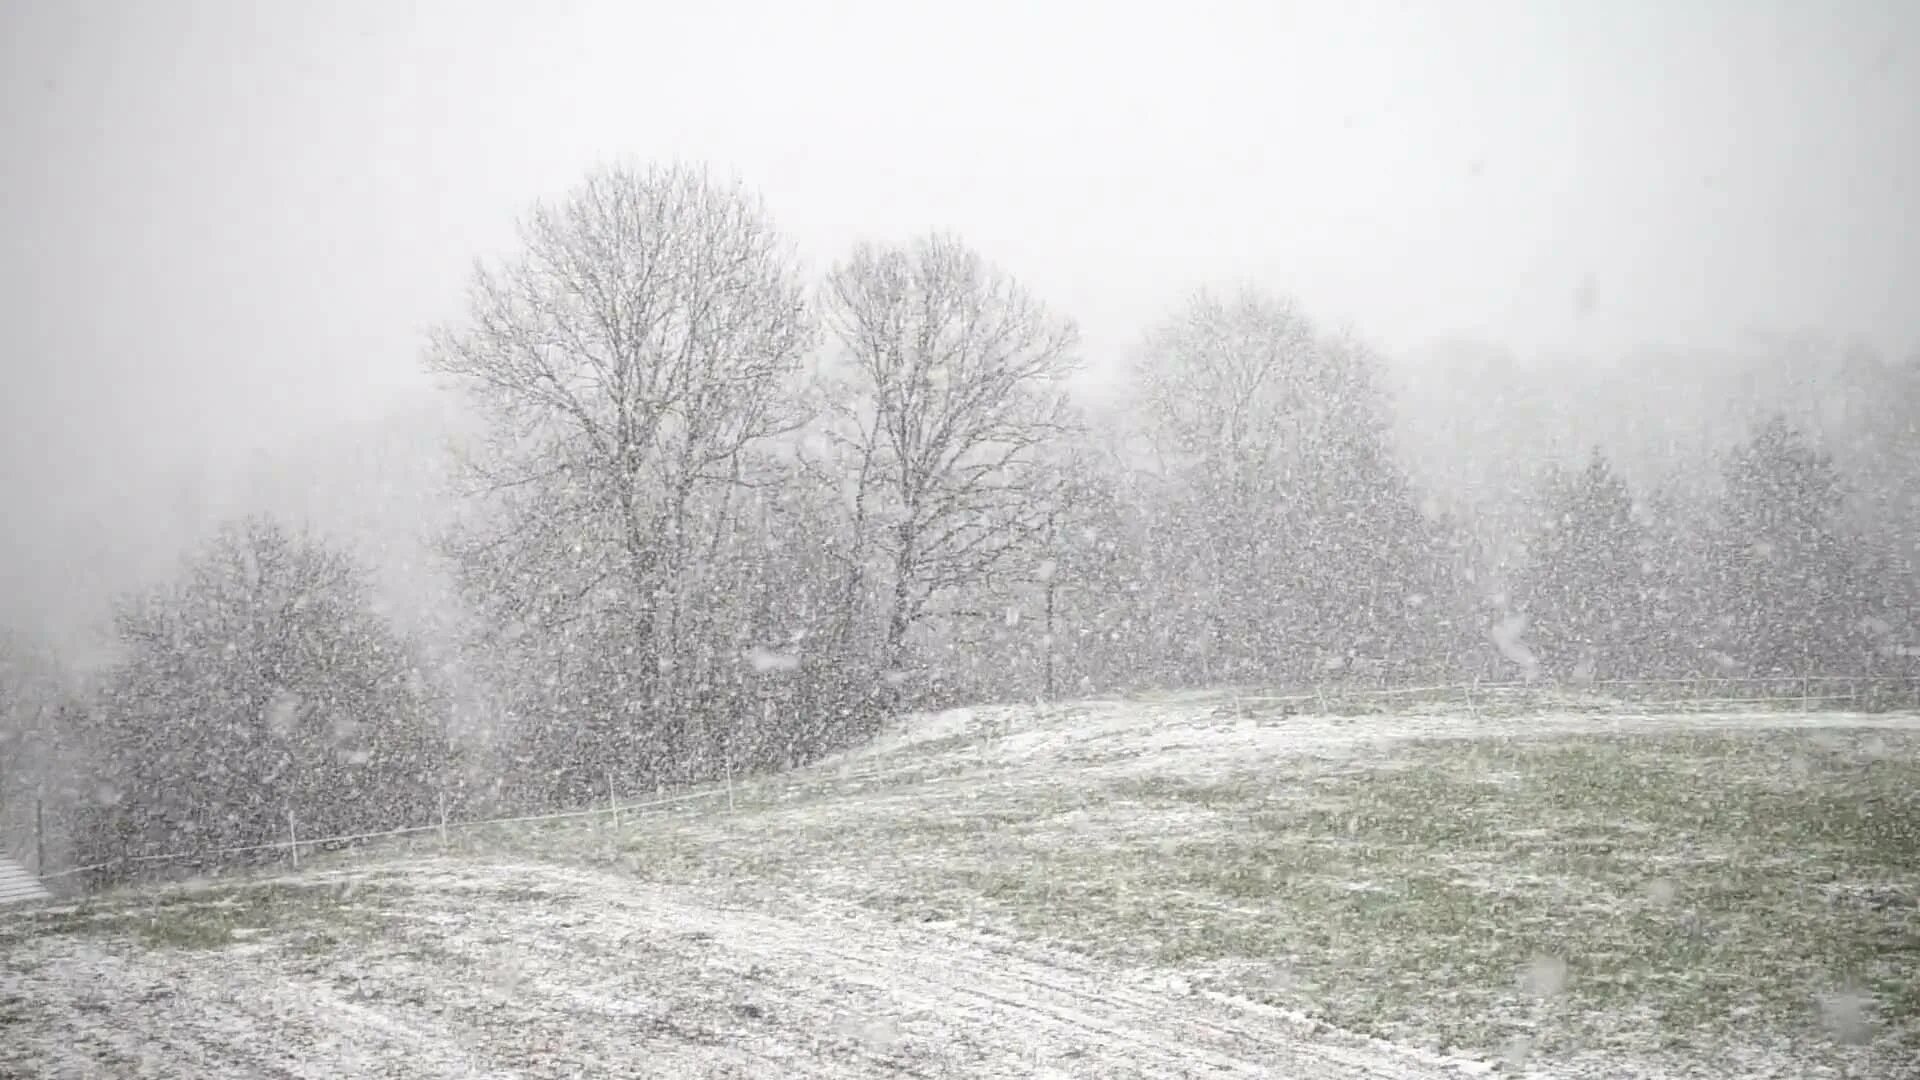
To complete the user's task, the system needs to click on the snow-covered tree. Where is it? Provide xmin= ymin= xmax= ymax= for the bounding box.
xmin=1705 ymin=415 xmax=1876 ymax=677
xmin=1825 ymin=348 xmax=1920 ymax=659
xmin=1629 ymin=480 xmax=1725 ymax=678
xmin=1127 ymin=289 xmax=1463 ymax=685
xmin=921 ymin=437 xmax=1138 ymax=702
xmin=72 ymin=518 xmax=451 ymax=881
xmin=819 ymin=233 xmax=1081 ymax=685
xmin=426 ymin=164 xmax=817 ymax=801
xmin=1512 ymin=449 xmax=1654 ymax=681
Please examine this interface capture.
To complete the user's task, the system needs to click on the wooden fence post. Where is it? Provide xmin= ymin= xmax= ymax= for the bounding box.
xmin=286 ymin=807 xmax=299 ymax=869
xmin=35 ymin=796 xmax=46 ymax=876
xmin=438 ymin=790 xmax=450 ymax=847
xmin=608 ymin=770 xmax=620 ymax=829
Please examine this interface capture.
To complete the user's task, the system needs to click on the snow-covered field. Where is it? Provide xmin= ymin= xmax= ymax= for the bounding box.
xmin=4 ymin=697 xmax=1917 ymax=1078
xmin=0 ymin=857 xmax=1496 ymax=1079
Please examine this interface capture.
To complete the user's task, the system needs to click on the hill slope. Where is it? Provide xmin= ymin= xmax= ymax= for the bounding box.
xmin=4 ymin=695 xmax=1916 ymax=1078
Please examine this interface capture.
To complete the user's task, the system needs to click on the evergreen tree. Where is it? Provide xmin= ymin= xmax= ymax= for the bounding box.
xmin=1706 ymin=416 xmax=1874 ymax=677
xmin=1635 ymin=482 xmax=1722 ymax=677
xmin=1514 ymin=448 xmax=1651 ymax=681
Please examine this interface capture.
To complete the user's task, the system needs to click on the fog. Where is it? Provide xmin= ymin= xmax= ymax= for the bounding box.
xmin=3 ymin=0 xmax=1916 ymax=662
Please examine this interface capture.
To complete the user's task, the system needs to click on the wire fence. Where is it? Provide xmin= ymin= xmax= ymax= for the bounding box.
xmin=29 ymin=780 xmax=737 ymax=888
xmin=1206 ymin=673 xmax=1920 ymax=716
xmin=13 ymin=673 xmax=1920 ymax=895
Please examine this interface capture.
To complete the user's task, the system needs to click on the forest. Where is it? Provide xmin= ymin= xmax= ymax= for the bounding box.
xmin=3 ymin=163 xmax=1916 ymax=884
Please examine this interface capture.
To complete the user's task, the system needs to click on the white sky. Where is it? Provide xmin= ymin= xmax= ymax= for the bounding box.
xmin=3 ymin=0 xmax=1917 ymax=651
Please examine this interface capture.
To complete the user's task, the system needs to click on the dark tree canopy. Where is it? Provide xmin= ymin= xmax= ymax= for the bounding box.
xmin=71 ymin=518 xmax=452 ymax=879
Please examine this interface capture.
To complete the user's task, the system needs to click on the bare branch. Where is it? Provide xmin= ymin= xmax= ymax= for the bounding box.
xmin=426 ymin=164 xmax=816 ymax=650
xmin=822 ymin=233 xmax=1081 ymax=669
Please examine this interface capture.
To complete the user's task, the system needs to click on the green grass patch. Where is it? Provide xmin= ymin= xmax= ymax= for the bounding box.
xmin=584 ymin=724 xmax=1919 ymax=1069
xmin=1135 ymin=732 xmax=1915 ymax=1060
xmin=1094 ymin=732 xmax=1916 ymax=1057
xmin=0 ymin=880 xmax=400 ymax=953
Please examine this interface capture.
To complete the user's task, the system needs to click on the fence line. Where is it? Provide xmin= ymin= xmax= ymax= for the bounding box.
xmin=1215 ymin=674 xmax=1920 ymax=705
xmin=33 ymin=784 xmax=739 ymax=885
xmin=21 ymin=673 xmax=1920 ymax=890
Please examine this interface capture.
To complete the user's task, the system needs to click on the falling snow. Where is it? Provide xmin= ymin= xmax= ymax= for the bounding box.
xmin=3 ymin=16 xmax=1918 ymax=1077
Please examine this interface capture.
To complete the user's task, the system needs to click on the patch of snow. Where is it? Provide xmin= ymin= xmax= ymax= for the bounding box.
xmin=1 ymin=857 xmax=1491 ymax=1078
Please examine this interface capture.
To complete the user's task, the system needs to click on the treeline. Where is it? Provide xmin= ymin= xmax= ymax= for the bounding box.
xmin=1511 ymin=420 xmax=1908 ymax=683
xmin=3 ymin=163 xmax=1916 ymax=883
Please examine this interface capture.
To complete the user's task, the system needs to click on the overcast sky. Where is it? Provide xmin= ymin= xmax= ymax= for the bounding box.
xmin=3 ymin=0 xmax=1916 ymax=654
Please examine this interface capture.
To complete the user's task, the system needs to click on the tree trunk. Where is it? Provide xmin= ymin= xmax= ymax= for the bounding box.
xmin=883 ymin=522 xmax=918 ymax=676
xmin=1043 ymin=576 xmax=1057 ymax=700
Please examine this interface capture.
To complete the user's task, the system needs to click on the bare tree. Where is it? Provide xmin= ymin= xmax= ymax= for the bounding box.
xmin=426 ymin=164 xmax=815 ymax=764
xmin=1134 ymin=289 xmax=1377 ymax=478
xmin=1127 ymin=288 xmax=1461 ymax=681
xmin=1022 ymin=443 xmax=1128 ymax=700
xmin=821 ymin=234 xmax=1080 ymax=677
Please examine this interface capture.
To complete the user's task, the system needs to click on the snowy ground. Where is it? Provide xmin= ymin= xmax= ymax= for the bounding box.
xmin=3 ymin=696 xmax=1916 ymax=1078
xmin=0 ymin=857 xmax=1499 ymax=1079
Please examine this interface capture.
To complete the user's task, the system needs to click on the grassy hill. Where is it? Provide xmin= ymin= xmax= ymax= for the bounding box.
xmin=3 ymin=695 xmax=1916 ymax=1078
